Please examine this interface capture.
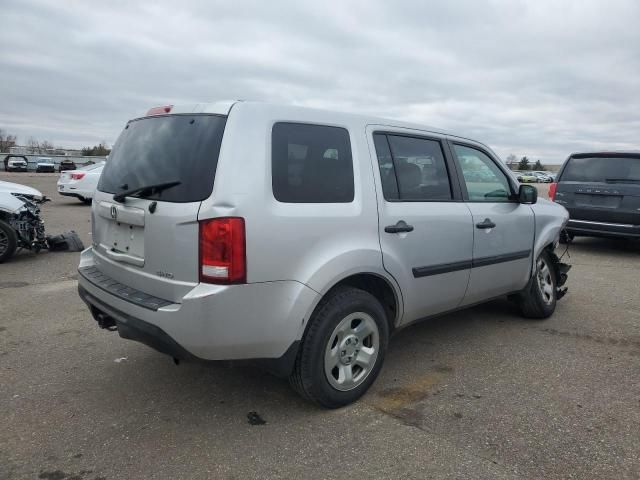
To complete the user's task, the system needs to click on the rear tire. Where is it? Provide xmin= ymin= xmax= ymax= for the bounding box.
xmin=0 ymin=220 xmax=18 ymax=263
xmin=290 ymin=287 xmax=389 ymax=408
xmin=517 ymin=250 xmax=557 ymax=319
xmin=81 ymin=197 xmax=92 ymax=204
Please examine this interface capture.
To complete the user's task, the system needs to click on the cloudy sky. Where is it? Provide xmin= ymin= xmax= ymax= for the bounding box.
xmin=1 ymin=0 xmax=639 ymax=163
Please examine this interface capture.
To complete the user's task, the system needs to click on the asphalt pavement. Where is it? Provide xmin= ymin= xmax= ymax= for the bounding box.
xmin=1 ymin=172 xmax=639 ymax=479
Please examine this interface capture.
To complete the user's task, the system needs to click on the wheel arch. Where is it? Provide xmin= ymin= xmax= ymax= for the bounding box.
xmin=298 ymin=270 xmax=403 ymax=341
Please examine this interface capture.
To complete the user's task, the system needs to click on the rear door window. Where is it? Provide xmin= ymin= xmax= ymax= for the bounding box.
xmin=374 ymin=133 xmax=452 ymax=201
xmin=272 ymin=122 xmax=354 ymax=203
xmin=561 ymin=156 xmax=640 ymax=183
xmin=98 ymin=114 xmax=227 ymax=203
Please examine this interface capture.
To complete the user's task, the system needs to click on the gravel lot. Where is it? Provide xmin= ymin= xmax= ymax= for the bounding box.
xmin=1 ymin=172 xmax=639 ymax=480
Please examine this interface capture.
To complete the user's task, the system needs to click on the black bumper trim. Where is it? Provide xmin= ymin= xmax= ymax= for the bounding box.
xmin=78 ymin=284 xmax=300 ymax=377
xmin=78 ymin=265 xmax=172 ymax=311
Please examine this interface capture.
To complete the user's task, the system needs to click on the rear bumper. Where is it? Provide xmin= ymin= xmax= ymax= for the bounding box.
xmin=566 ymin=219 xmax=640 ymax=239
xmin=58 ymin=184 xmax=92 ymax=198
xmin=58 ymin=191 xmax=87 ymax=200
xmin=77 ymin=248 xmax=318 ymax=373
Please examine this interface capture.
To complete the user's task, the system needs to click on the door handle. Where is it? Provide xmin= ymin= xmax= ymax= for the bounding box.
xmin=476 ymin=218 xmax=496 ymax=229
xmin=385 ymin=220 xmax=414 ymax=234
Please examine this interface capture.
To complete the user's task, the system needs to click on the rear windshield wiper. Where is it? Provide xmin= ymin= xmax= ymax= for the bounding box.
xmin=605 ymin=178 xmax=640 ymax=184
xmin=113 ymin=180 xmax=181 ymax=203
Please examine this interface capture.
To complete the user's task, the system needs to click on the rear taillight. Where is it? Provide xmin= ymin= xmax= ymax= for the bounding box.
xmin=147 ymin=105 xmax=173 ymax=116
xmin=199 ymin=217 xmax=246 ymax=284
xmin=70 ymin=172 xmax=86 ymax=180
xmin=549 ymin=182 xmax=557 ymax=201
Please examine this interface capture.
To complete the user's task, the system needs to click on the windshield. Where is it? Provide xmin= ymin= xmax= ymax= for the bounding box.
xmin=98 ymin=114 xmax=227 ymax=203
xmin=561 ymin=155 xmax=640 ymax=183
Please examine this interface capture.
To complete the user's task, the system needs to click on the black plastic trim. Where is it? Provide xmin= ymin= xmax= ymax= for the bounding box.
xmin=472 ymin=250 xmax=531 ymax=268
xmin=78 ymin=265 xmax=172 ymax=311
xmin=412 ymin=250 xmax=531 ymax=278
xmin=413 ymin=260 xmax=472 ymax=278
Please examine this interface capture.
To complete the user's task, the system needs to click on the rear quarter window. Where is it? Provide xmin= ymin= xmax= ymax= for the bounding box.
xmin=272 ymin=122 xmax=354 ymax=203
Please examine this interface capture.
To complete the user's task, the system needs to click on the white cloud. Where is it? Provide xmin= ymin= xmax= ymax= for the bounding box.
xmin=0 ymin=0 xmax=638 ymax=163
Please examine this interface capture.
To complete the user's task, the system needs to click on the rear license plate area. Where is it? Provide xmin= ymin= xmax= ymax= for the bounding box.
xmin=105 ymin=220 xmax=145 ymax=259
xmin=575 ymin=193 xmax=622 ymax=208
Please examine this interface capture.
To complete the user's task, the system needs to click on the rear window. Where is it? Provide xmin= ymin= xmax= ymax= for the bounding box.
xmin=272 ymin=122 xmax=354 ymax=203
xmin=561 ymin=156 xmax=640 ymax=183
xmin=99 ymin=114 xmax=226 ymax=203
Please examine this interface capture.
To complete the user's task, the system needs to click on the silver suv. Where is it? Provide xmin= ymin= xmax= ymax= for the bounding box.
xmin=78 ymin=101 xmax=570 ymax=407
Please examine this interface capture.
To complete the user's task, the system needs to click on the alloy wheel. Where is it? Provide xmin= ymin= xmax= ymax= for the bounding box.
xmin=536 ymin=257 xmax=554 ymax=305
xmin=324 ymin=312 xmax=380 ymax=391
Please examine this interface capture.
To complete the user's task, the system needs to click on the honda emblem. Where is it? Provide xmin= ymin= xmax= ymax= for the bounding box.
xmin=110 ymin=205 xmax=118 ymax=220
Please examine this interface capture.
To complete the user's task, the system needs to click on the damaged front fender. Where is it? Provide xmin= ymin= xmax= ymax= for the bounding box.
xmin=549 ymin=250 xmax=571 ymax=300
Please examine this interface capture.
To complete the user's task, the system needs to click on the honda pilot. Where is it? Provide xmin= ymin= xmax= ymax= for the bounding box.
xmin=78 ymin=101 xmax=570 ymax=407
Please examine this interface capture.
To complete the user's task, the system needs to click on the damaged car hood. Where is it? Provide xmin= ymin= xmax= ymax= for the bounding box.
xmin=0 ymin=180 xmax=43 ymax=199
xmin=0 ymin=181 xmax=44 ymax=213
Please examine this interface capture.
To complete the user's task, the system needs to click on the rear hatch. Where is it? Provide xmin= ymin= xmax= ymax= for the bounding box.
xmin=555 ymin=153 xmax=640 ymax=225
xmin=91 ymin=112 xmax=227 ymax=303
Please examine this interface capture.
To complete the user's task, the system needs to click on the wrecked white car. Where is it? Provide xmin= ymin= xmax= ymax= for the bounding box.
xmin=0 ymin=180 xmax=84 ymax=262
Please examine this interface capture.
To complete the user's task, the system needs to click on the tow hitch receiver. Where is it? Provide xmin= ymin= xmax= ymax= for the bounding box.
xmin=90 ymin=306 xmax=117 ymax=331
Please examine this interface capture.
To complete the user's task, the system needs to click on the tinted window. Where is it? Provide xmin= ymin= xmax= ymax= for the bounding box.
xmin=375 ymin=134 xmax=451 ymax=201
xmin=453 ymin=145 xmax=512 ymax=202
xmin=373 ymin=134 xmax=399 ymax=200
xmin=561 ymin=156 xmax=640 ymax=183
xmin=272 ymin=123 xmax=354 ymax=203
xmin=98 ymin=114 xmax=226 ymax=203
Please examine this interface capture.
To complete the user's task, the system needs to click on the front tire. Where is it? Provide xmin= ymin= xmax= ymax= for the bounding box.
xmin=290 ymin=287 xmax=389 ymax=408
xmin=517 ymin=250 xmax=557 ymax=319
xmin=0 ymin=220 xmax=18 ymax=263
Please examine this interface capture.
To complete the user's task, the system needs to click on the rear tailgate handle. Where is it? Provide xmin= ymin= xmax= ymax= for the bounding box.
xmin=385 ymin=221 xmax=414 ymax=234
xmin=476 ymin=218 xmax=496 ymax=229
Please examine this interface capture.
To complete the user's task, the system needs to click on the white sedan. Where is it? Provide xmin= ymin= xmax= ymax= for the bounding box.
xmin=57 ymin=162 xmax=105 ymax=204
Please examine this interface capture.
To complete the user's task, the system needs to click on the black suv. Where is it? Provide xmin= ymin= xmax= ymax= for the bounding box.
xmin=58 ymin=159 xmax=77 ymax=172
xmin=551 ymin=152 xmax=640 ymax=240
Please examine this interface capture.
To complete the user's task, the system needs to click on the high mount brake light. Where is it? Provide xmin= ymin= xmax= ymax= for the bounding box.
xmin=146 ymin=105 xmax=173 ymax=116
xmin=199 ymin=217 xmax=246 ymax=284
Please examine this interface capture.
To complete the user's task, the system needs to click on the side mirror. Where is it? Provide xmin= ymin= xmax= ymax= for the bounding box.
xmin=518 ymin=184 xmax=537 ymax=204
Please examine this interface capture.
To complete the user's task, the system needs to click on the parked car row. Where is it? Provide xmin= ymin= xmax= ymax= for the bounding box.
xmin=3 ymin=155 xmax=79 ymax=172
xmin=513 ymin=170 xmax=555 ymax=183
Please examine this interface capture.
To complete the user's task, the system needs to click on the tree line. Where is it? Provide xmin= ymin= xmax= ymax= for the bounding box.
xmin=505 ymin=154 xmax=546 ymax=171
xmin=1 ymin=128 xmax=110 ymax=156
